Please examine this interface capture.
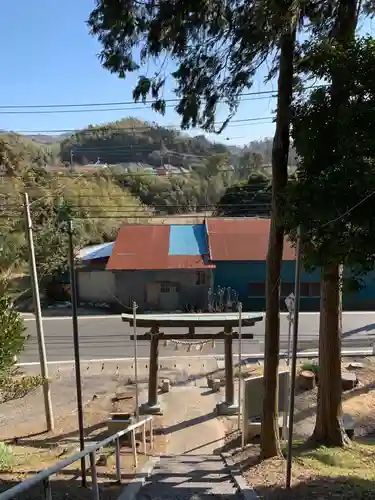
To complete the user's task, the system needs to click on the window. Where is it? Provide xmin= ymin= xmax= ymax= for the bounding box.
xmin=281 ymin=282 xmax=320 ymax=297
xmin=300 ymin=283 xmax=310 ymax=297
xmin=160 ymin=282 xmax=178 ymax=293
xmin=248 ymin=282 xmax=266 ymax=297
xmin=308 ymin=282 xmax=320 ymax=297
xmin=196 ymin=271 xmax=206 ymax=285
xmin=160 ymin=282 xmax=170 ymax=293
xmin=281 ymin=282 xmax=294 ymax=297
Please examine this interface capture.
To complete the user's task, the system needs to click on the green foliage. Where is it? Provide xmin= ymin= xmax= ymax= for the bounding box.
xmin=87 ymin=1 xmax=290 ymax=131
xmin=284 ymin=37 xmax=375 ymax=276
xmin=112 ymin=153 xmax=235 ymax=214
xmin=215 ymin=173 xmax=271 ymax=217
xmin=0 ymin=134 xmax=57 ymax=174
xmin=300 ymin=361 xmax=319 ymax=376
xmin=0 ymin=154 xmax=151 ymax=286
xmin=0 ymin=442 xmax=13 ymax=472
xmin=0 ymin=295 xmax=44 ymax=404
xmin=0 ymin=296 xmax=26 ymax=377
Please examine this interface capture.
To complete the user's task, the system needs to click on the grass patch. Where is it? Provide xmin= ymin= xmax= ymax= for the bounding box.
xmin=241 ymin=441 xmax=375 ymax=499
xmin=294 ymin=442 xmax=375 ymax=481
xmin=0 ymin=442 xmax=14 ymax=472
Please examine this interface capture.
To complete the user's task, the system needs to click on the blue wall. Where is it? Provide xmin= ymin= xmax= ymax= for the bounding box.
xmin=213 ymin=261 xmax=375 ymax=311
xmin=343 ymin=272 xmax=375 ymax=310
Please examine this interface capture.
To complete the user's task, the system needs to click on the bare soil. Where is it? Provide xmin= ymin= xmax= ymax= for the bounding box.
xmin=0 ymin=384 xmax=166 ymax=500
xmin=224 ymin=359 xmax=375 ymax=499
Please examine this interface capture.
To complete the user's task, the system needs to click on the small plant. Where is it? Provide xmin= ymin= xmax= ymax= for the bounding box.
xmin=300 ymin=361 xmax=319 ymax=376
xmin=0 ymin=442 xmax=14 ymax=472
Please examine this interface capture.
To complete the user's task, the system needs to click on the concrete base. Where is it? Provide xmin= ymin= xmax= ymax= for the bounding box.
xmin=216 ymin=401 xmax=239 ymax=416
xmin=244 ymin=415 xmax=286 ymax=442
xmin=107 ymin=418 xmax=133 ymax=437
xmin=140 ymin=402 xmax=162 ymax=415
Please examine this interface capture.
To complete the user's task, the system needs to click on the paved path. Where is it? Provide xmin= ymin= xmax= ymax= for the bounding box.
xmin=159 ymin=386 xmax=225 ymax=455
xmin=137 ymin=455 xmax=241 ymax=500
xmin=21 ymin=312 xmax=375 ymax=362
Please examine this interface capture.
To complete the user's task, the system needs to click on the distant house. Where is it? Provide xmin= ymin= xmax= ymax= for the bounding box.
xmin=106 ymin=224 xmax=214 ymax=311
xmin=74 ymin=218 xmax=375 ymax=312
xmin=207 ymin=218 xmax=321 ymax=311
xmin=76 ymin=242 xmax=115 ymax=305
xmin=207 ymin=218 xmax=375 ymax=311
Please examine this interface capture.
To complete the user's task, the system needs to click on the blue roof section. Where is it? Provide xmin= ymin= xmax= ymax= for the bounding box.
xmin=168 ymin=224 xmax=208 ymax=256
xmin=79 ymin=242 xmax=114 ymax=261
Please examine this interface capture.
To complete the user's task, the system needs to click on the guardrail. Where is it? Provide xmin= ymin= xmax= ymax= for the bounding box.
xmin=0 ymin=416 xmax=153 ymax=500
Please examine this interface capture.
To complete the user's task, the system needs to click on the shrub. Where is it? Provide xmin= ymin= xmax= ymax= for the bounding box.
xmin=0 ymin=442 xmax=13 ymax=472
xmin=300 ymin=360 xmax=319 ymax=376
xmin=0 ymin=295 xmax=26 ymax=377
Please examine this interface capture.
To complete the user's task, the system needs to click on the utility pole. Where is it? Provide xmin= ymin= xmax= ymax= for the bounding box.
xmin=23 ymin=192 xmax=54 ymax=431
xmin=69 ymin=150 xmax=75 ymax=174
xmin=286 ymin=226 xmax=302 ymax=488
xmin=237 ymin=303 xmax=243 ymax=442
xmin=133 ymin=302 xmax=140 ymax=421
xmin=67 ymin=220 xmax=86 ymax=487
xmin=283 ymin=293 xmax=294 ymax=439
xmin=338 ymin=264 xmax=343 ymax=335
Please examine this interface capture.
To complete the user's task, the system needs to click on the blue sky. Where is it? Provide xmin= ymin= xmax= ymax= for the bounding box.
xmin=0 ymin=1 xmax=373 ymax=147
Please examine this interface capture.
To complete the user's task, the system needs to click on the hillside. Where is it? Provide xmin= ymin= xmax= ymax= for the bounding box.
xmin=2 ymin=118 xmax=297 ymax=170
xmin=58 ymin=118 xmax=232 ymax=168
xmin=0 ymin=133 xmax=58 ymax=173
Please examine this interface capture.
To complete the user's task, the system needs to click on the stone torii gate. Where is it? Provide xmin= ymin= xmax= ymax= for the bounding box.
xmin=122 ymin=312 xmax=263 ymax=415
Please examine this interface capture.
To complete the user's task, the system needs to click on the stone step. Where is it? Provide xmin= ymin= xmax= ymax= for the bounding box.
xmin=136 ymin=454 xmax=239 ymax=500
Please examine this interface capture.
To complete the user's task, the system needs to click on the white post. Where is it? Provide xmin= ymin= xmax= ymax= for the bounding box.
xmin=237 ymin=302 xmax=243 ymax=432
xmin=133 ymin=301 xmax=139 ymax=421
xmin=283 ymin=311 xmax=293 ymax=439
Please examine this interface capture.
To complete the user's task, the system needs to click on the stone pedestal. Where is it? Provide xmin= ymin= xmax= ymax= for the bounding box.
xmin=216 ymin=401 xmax=239 ymax=416
xmin=140 ymin=402 xmax=162 ymax=415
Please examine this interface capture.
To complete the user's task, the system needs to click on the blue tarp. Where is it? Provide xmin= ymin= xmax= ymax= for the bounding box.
xmin=168 ymin=224 xmax=208 ymax=256
xmin=80 ymin=242 xmax=114 ymax=261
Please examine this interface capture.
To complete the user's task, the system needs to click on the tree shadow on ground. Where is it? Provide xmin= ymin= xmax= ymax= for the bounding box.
xmin=255 ymin=476 xmax=375 ymax=500
xmin=7 ymin=421 xmax=112 ymax=449
xmin=155 ymin=411 xmax=216 ymax=435
xmin=294 ymin=380 xmax=375 ymax=426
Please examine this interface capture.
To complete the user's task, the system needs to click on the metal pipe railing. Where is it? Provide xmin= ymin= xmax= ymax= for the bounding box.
xmin=0 ymin=416 xmax=153 ymax=500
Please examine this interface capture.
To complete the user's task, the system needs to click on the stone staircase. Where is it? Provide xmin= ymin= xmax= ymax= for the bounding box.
xmin=137 ymin=454 xmax=241 ymax=500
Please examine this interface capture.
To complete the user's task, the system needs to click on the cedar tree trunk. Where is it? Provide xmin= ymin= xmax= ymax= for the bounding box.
xmin=260 ymin=22 xmax=297 ymax=459
xmin=312 ymin=0 xmax=358 ymax=447
xmin=312 ymin=266 xmax=350 ymax=446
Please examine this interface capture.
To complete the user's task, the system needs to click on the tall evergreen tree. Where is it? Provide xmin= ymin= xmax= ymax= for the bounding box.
xmin=88 ymin=0 xmax=308 ymax=457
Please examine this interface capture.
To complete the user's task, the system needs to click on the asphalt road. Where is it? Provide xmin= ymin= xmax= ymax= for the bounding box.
xmin=21 ymin=312 xmax=375 ymax=363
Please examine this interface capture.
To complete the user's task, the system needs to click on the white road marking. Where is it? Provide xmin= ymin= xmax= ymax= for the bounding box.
xmin=18 ymin=348 xmax=374 ymax=366
xmin=23 ymin=315 xmax=122 ymax=321
xmin=22 ymin=311 xmax=375 ymax=321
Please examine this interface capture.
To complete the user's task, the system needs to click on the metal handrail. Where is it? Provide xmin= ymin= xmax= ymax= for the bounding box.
xmin=0 ymin=415 xmax=153 ymax=500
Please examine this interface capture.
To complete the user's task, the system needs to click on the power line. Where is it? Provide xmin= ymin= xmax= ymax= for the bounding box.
xmin=0 ymin=90 xmax=279 ymax=111
xmin=4 ymin=117 xmax=274 ymax=136
xmin=0 ymin=84 xmax=325 ymax=110
xmin=0 ymin=98 xmax=274 ymax=116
